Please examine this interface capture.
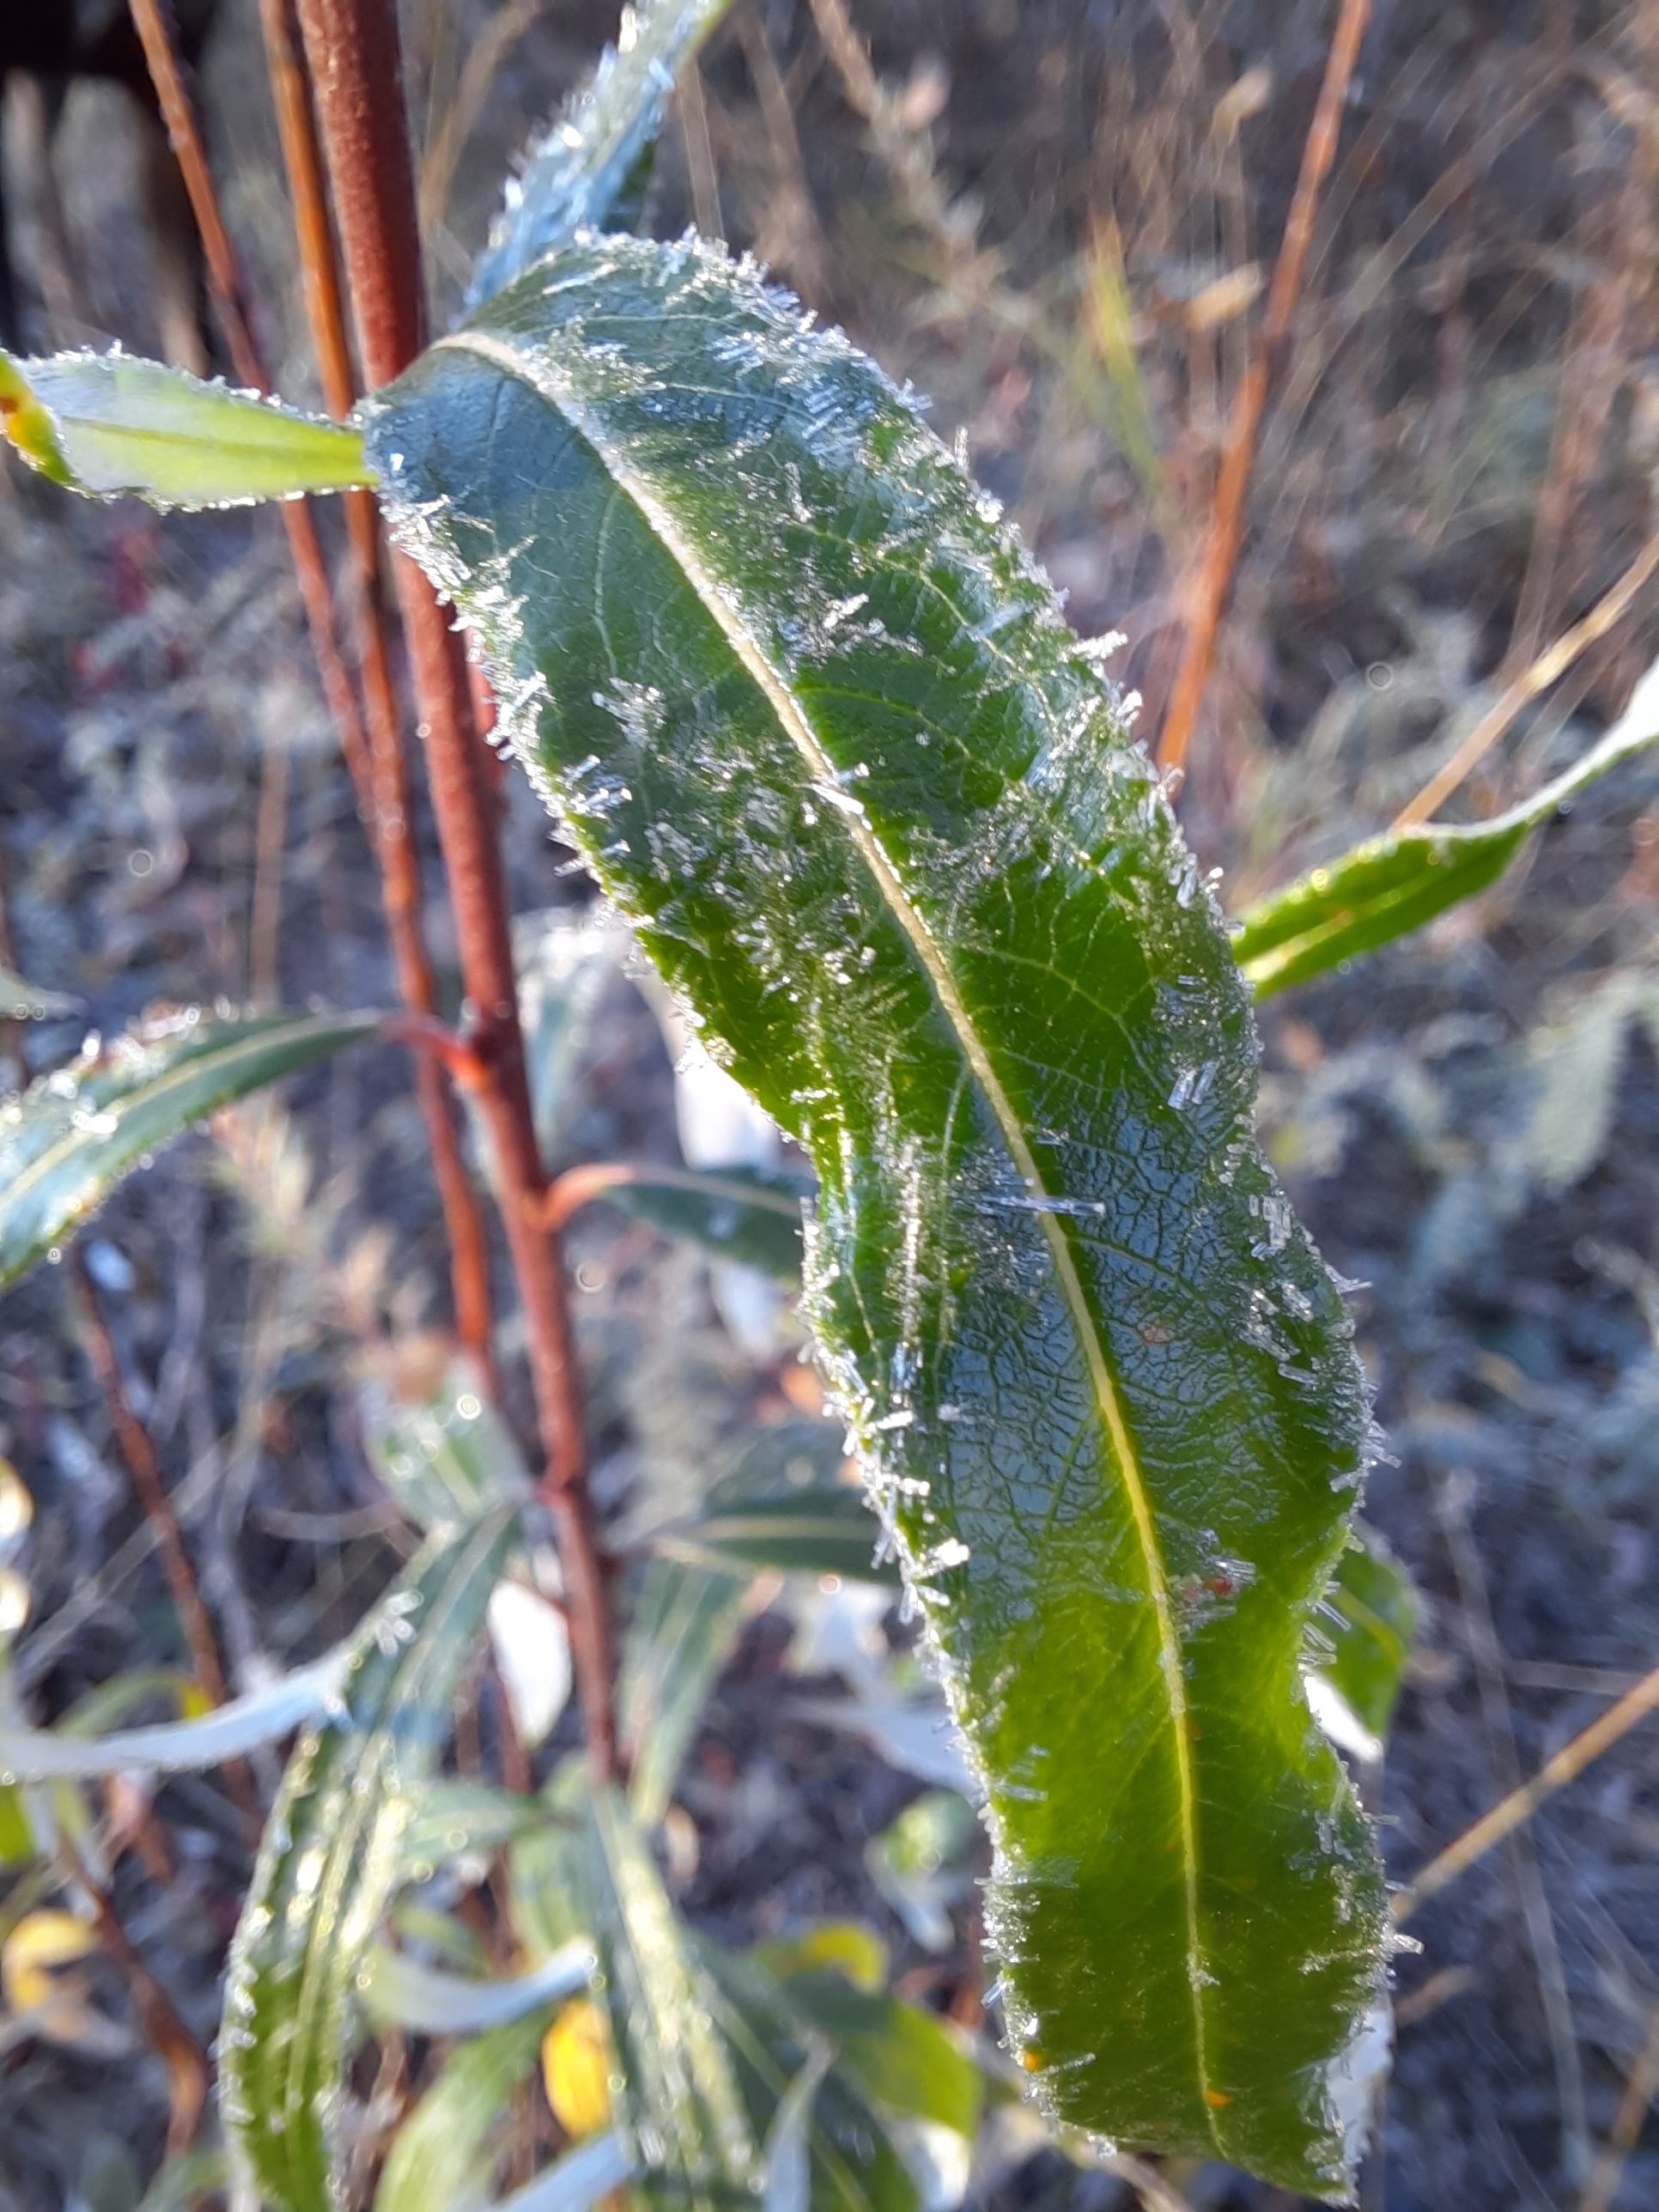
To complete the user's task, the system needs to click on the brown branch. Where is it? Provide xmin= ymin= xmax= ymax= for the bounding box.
xmin=292 ymin=0 xmax=616 ymax=1777
xmin=60 ymin=1837 xmax=210 ymax=2160
xmin=1580 ymin=1997 xmax=1659 ymax=2212
xmin=1394 ymin=1655 xmax=1659 ymax=1924
xmin=256 ymin=0 xmax=497 ymax=1373
xmin=1155 ymin=0 xmax=1371 ymax=777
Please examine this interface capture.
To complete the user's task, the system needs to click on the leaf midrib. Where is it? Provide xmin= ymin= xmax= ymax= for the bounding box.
xmin=434 ymin=324 xmax=1219 ymax=2133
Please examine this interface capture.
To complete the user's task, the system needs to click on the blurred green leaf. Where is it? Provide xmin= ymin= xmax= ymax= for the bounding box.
xmin=753 ymin=1924 xmax=888 ymax=1996
xmin=514 ymin=910 xmax=628 ymax=1164
xmin=773 ymin=1973 xmax=981 ymax=2143
xmin=361 ymin=1353 xmax=533 ymax=1532
xmin=0 ymin=1007 xmax=381 ymax=1291
xmin=662 ymin=1420 xmax=893 ymax=1586
xmin=0 ymin=349 xmax=369 ymax=507
xmin=587 ymin=1785 xmax=759 ymax=2200
xmin=1234 ymin=659 xmax=1659 ymax=994
xmin=491 ymin=2135 xmax=634 ymax=2212
xmin=1309 ymin=1525 xmax=1418 ymax=1753
xmin=0 ymin=1783 xmax=34 ymax=1863
xmin=617 ymin=1558 xmax=751 ymax=1827
xmin=865 ymin=1795 xmax=976 ymax=1955
xmin=361 ymin=1940 xmax=592 ymax=2035
xmin=602 ymin=1164 xmax=808 ymax=1283
xmin=470 ymin=0 xmax=736 ymax=304
xmin=0 ymin=968 xmax=80 ymax=1022
xmin=374 ymin=2011 xmax=551 ymax=2212
xmin=134 ymin=2148 xmax=230 ymax=2212
xmin=399 ymin=1779 xmax=549 ymax=1881
xmin=222 ymin=1510 xmax=518 ymax=2212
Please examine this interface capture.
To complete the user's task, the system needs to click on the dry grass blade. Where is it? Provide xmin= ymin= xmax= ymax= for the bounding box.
xmin=418 ymin=0 xmax=545 ymax=249
xmin=1155 ymin=0 xmax=1372 ymax=776
xmin=1395 ymin=1657 xmax=1659 ymax=1923
xmin=1579 ymin=1998 xmax=1659 ymax=2212
xmin=1392 ymin=531 xmax=1659 ymax=830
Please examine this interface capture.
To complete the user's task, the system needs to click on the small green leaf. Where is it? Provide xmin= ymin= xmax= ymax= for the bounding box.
xmin=1309 ymin=1524 xmax=1417 ymax=1750
xmin=374 ymin=2012 xmax=551 ymax=2212
xmin=222 ymin=1511 xmax=518 ymax=2212
xmin=604 ymin=1164 xmax=808 ymax=1283
xmin=0 ymin=349 xmax=370 ymax=507
xmin=586 ymin=1785 xmax=760 ymax=2199
xmin=1234 ymin=658 xmax=1659 ymax=994
xmin=0 ymin=1007 xmax=382 ymax=1291
xmin=617 ymin=1559 xmax=750 ymax=1828
xmin=0 ymin=1783 xmax=35 ymax=1863
xmin=369 ymin=233 xmax=1385 ymax=2191
xmin=470 ymin=0 xmax=736 ymax=305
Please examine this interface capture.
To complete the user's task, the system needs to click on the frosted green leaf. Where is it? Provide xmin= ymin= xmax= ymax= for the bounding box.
xmin=0 ymin=348 xmax=369 ymax=508
xmin=365 ymin=231 xmax=1386 ymax=2195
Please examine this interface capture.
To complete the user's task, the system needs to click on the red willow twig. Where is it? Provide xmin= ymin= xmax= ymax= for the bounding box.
xmin=129 ymin=0 xmax=497 ymax=1377
xmin=290 ymin=0 xmax=617 ymax=1775
xmin=1156 ymin=0 xmax=1372 ymax=778
xmin=255 ymin=0 xmax=497 ymax=1374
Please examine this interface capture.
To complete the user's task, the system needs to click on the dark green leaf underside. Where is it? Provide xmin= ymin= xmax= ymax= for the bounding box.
xmin=0 ymin=1008 xmax=381 ymax=1291
xmin=367 ymin=233 xmax=1384 ymax=2193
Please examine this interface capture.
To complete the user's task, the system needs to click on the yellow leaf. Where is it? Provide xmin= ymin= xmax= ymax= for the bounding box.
xmin=3 ymin=1909 xmax=99 ymax=2012
xmin=755 ymin=1921 xmax=888 ymax=1993
xmin=541 ymin=1996 xmax=613 ymax=2138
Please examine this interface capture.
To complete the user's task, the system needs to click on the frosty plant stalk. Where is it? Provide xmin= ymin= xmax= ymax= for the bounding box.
xmin=18 ymin=0 xmax=1654 ymax=2203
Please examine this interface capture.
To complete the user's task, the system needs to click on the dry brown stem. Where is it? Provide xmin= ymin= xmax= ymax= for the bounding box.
xmin=1156 ymin=0 xmax=1372 ymax=777
xmin=292 ymin=0 xmax=616 ymax=1775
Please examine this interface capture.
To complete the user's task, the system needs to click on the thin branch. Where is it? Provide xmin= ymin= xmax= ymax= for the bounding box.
xmin=1580 ymin=1997 xmax=1659 ymax=2212
xmin=1155 ymin=0 xmax=1371 ymax=776
xmin=69 ymin=1252 xmax=228 ymax=1712
xmin=1395 ymin=1656 xmax=1659 ymax=1923
xmin=258 ymin=0 xmax=497 ymax=1372
xmin=293 ymin=0 xmax=616 ymax=1777
xmin=1392 ymin=530 xmax=1659 ymax=830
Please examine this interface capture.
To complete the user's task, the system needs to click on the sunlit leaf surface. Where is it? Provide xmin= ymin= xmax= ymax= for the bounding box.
xmin=0 ymin=349 xmax=369 ymax=508
xmin=367 ymin=233 xmax=1386 ymax=2192
xmin=1234 ymin=655 xmax=1659 ymax=995
xmin=222 ymin=1512 xmax=517 ymax=2212
xmin=0 ymin=1008 xmax=381 ymax=1291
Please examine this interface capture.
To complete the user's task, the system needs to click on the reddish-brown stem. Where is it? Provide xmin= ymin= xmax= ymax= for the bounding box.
xmin=255 ymin=0 xmax=496 ymax=1371
xmin=380 ymin=1010 xmax=491 ymax=1090
xmin=61 ymin=1836 xmax=210 ymax=2159
xmin=1156 ymin=0 xmax=1371 ymax=777
xmin=69 ymin=1249 xmax=263 ymax=1828
xmin=293 ymin=0 xmax=615 ymax=1775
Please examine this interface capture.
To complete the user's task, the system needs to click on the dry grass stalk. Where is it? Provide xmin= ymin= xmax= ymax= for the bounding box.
xmin=1155 ymin=0 xmax=1372 ymax=777
xmin=1579 ymin=1997 xmax=1659 ymax=2212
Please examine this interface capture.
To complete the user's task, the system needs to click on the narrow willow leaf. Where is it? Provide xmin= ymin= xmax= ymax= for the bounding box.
xmin=222 ymin=1512 xmax=517 ymax=2212
xmin=374 ymin=2011 xmax=551 ymax=2212
xmin=586 ymin=1785 xmax=759 ymax=2197
xmin=617 ymin=1558 xmax=750 ymax=1826
xmin=1234 ymin=655 xmax=1659 ymax=995
xmin=361 ymin=1352 xmax=533 ymax=1531
xmin=772 ymin=1972 xmax=982 ymax=2142
xmin=604 ymin=1164 xmax=808 ymax=1282
xmin=0 ymin=349 xmax=369 ymax=507
xmin=0 ymin=1650 xmax=349 ymax=1782
xmin=469 ymin=0 xmax=735 ymax=306
xmin=701 ymin=1945 xmax=925 ymax=2212
xmin=399 ymin=1779 xmax=547 ymax=1879
xmin=361 ymin=1939 xmax=592 ymax=2034
xmin=492 ymin=2135 xmax=634 ymax=2212
xmin=367 ymin=233 xmax=1385 ymax=2191
xmin=665 ymin=1422 xmax=897 ymax=1584
xmin=0 ymin=1007 xmax=382 ymax=1291
xmin=0 ymin=969 xmax=80 ymax=1022
xmin=1309 ymin=1525 xmax=1417 ymax=1750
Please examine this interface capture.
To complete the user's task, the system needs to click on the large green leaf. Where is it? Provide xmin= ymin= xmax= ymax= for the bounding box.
xmin=365 ymin=234 xmax=1385 ymax=2193
xmin=469 ymin=0 xmax=735 ymax=306
xmin=1233 ymin=657 xmax=1659 ymax=995
xmin=0 ymin=1008 xmax=381 ymax=1291
xmin=221 ymin=1511 xmax=517 ymax=2212
xmin=0 ymin=349 xmax=369 ymax=507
